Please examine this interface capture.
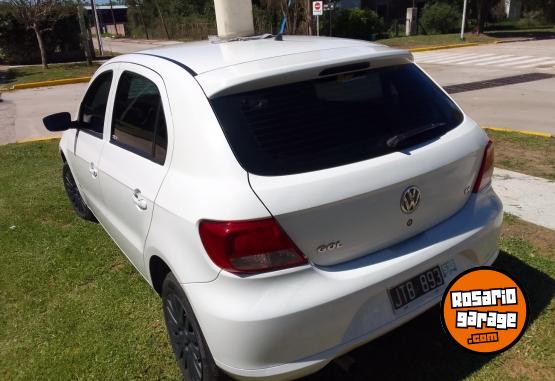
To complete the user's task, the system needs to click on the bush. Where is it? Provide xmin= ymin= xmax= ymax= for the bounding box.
xmin=420 ymin=2 xmax=460 ymax=34
xmin=0 ymin=8 xmax=84 ymax=65
xmin=327 ymin=8 xmax=385 ymax=40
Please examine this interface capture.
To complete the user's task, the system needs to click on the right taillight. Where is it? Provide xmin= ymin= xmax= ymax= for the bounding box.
xmin=198 ymin=218 xmax=307 ymax=273
xmin=473 ymin=140 xmax=494 ymax=193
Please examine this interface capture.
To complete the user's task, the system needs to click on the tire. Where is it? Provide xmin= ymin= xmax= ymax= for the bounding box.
xmin=162 ymin=272 xmax=228 ymax=381
xmin=62 ymin=163 xmax=97 ymax=222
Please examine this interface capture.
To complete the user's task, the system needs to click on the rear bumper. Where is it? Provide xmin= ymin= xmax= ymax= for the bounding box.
xmin=184 ymin=187 xmax=503 ymax=380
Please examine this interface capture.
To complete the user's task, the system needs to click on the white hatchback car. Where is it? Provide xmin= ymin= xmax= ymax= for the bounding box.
xmin=43 ymin=36 xmax=502 ymax=381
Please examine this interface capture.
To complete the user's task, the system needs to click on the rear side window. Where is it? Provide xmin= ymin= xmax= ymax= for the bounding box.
xmin=210 ymin=63 xmax=463 ymax=176
xmin=79 ymin=71 xmax=113 ymax=136
xmin=111 ymin=71 xmax=168 ymax=165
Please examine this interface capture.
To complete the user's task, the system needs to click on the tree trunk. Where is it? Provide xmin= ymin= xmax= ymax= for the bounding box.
xmin=476 ymin=0 xmax=489 ymax=34
xmin=33 ymin=27 xmax=48 ymax=69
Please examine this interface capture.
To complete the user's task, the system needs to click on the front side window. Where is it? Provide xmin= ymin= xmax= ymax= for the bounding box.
xmin=210 ymin=63 xmax=464 ymax=176
xmin=79 ymin=71 xmax=113 ymax=136
xmin=111 ymin=71 xmax=168 ymax=165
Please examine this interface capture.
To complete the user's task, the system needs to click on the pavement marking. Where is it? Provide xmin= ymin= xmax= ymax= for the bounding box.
xmin=492 ymin=168 xmax=555 ymax=231
xmin=453 ymin=54 xmax=505 ymax=65
xmin=418 ymin=53 xmax=481 ymax=63
xmin=438 ymin=54 xmax=498 ymax=64
xmin=475 ymin=55 xmax=533 ymax=66
xmin=414 ymin=52 xmax=555 ymax=70
xmin=517 ymin=59 xmax=555 ymax=69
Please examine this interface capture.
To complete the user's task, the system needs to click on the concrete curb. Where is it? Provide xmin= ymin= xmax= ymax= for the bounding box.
xmin=483 ymin=126 xmax=553 ymax=138
xmin=4 ymin=76 xmax=91 ymax=91
xmin=409 ymin=42 xmax=480 ymax=52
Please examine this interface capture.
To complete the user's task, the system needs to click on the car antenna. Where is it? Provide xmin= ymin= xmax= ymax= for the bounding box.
xmin=275 ymin=0 xmax=292 ymax=41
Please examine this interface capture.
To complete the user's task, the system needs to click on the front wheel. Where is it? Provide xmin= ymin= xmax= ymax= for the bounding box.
xmin=62 ymin=163 xmax=97 ymax=222
xmin=162 ymin=272 xmax=228 ymax=381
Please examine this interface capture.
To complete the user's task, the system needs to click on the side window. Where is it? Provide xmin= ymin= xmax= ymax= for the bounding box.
xmin=79 ymin=71 xmax=113 ymax=136
xmin=111 ymin=71 xmax=168 ymax=165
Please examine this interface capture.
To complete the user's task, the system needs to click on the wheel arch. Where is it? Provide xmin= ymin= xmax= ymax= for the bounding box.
xmin=149 ymin=255 xmax=172 ymax=295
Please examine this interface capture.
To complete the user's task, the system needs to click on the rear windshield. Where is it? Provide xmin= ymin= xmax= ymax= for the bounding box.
xmin=210 ymin=63 xmax=463 ymax=176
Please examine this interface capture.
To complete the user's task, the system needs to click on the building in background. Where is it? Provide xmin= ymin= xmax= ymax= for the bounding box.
xmin=84 ymin=4 xmax=128 ymax=36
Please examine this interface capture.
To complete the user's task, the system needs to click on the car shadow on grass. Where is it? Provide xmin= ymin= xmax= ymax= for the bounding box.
xmin=303 ymin=251 xmax=555 ymax=380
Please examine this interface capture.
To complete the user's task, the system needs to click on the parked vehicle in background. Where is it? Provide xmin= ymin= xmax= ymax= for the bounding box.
xmin=43 ymin=36 xmax=502 ymax=381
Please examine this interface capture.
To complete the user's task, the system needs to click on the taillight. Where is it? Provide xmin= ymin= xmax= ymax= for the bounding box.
xmin=473 ymin=140 xmax=494 ymax=193
xmin=199 ymin=218 xmax=307 ymax=273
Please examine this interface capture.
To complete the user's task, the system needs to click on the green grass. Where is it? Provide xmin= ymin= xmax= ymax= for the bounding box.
xmin=379 ymin=32 xmax=498 ymax=49
xmin=0 ymin=141 xmax=180 ymax=380
xmin=0 ymin=63 xmax=100 ymax=89
xmin=1 ymin=141 xmax=553 ymax=380
xmin=486 ymin=130 xmax=555 ymax=181
xmin=378 ymin=27 xmax=555 ymax=49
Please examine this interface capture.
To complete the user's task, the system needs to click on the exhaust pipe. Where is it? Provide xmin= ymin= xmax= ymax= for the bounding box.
xmin=214 ymin=0 xmax=255 ymax=39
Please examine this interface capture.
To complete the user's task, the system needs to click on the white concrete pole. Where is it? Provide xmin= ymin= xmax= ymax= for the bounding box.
xmin=214 ymin=0 xmax=255 ymax=38
xmin=460 ymin=0 xmax=468 ymax=40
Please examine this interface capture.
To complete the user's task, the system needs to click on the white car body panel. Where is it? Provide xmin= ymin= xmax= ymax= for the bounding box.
xmin=55 ymin=36 xmax=503 ymax=380
xmin=97 ymin=63 xmax=174 ymax=276
xmin=249 ymin=117 xmax=486 ymax=266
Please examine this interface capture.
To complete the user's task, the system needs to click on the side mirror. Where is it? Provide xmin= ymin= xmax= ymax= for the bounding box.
xmin=43 ymin=112 xmax=78 ymax=132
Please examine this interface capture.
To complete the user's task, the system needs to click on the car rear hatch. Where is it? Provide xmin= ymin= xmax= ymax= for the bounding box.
xmin=207 ymin=57 xmax=488 ymax=267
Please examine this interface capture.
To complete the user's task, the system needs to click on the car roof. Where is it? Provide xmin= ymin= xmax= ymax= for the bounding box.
xmin=131 ymin=35 xmax=402 ymax=75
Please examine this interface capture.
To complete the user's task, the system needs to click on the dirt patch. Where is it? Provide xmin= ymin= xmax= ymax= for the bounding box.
xmin=503 ymin=356 xmax=555 ymax=380
xmin=487 ymin=130 xmax=555 ymax=180
xmin=501 ymin=214 xmax=555 ymax=260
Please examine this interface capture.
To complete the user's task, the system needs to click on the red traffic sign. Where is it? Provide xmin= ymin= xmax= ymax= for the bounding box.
xmin=313 ymin=1 xmax=323 ymax=16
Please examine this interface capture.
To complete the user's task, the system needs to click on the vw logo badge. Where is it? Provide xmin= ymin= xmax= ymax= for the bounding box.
xmin=400 ymin=186 xmax=421 ymax=214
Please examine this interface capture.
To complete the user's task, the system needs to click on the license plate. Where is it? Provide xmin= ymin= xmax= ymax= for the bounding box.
xmin=389 ymin=266 xmax=444 ymax=310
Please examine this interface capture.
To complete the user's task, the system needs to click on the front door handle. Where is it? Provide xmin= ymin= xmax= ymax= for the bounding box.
xmin=89 ymin=162 xmax=98 ymax=178
xmin=132 ymin=188 xmax=148 ymax=211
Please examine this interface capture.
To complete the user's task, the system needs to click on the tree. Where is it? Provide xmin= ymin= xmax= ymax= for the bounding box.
xmin=475 ymin=0 xmax=490 ymax=34
xmin=8 ymin=0 xmax=68 ymax=69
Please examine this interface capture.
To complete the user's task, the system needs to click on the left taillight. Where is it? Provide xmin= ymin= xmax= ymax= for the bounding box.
xmin=199 ymin=218 xmax=307 ymax=273
xmin=473 ymin=140 xmax=494 ymax=193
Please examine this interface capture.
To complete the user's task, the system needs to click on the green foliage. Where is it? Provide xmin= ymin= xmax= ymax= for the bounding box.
xmin=127 ymin=0 xmax=217 ymax=40
xmin=323 ymin=8 xmax=385 ymax=40
xmin=420 ymin=2 xmax=461 ymax=34
xmin=524 ymin=0 xmax=555 ymax=23
xmin=0 ymin=7 xmax=84 ymax=65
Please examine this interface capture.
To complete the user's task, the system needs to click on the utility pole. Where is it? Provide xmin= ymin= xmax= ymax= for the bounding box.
xmin=460 ymin=0 xmax=468 ymax=40
xmin=153 ymin=0 xmax=171 ymax=39
xmin=109 ymin=0 xmax=118 ymax=36
xmin=90 ymin=0 xmax=104 ymax=55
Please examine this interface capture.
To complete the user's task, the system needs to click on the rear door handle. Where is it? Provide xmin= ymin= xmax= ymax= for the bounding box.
xmin=89 ymin=162 xmax=98 ymax=178
xmin=132 ymin=188 xmax=147 ymax=211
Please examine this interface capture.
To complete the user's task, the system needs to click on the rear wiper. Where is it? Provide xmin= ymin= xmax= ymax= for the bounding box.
xmin=386 ymin=122 xmax=447 ymax=148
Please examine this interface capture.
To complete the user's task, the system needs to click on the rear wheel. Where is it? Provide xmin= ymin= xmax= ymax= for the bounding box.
xmin=162 ymin=272 xmax=227 ymax=381
xmin=62 ymin=163 xmax=97 ymax=222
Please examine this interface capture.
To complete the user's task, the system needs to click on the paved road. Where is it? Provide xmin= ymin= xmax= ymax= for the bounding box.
xmin=1 ymin=39 xmax=554 ymax=145
xmin=0 ymin=84 xmax=87 ymax=144
xmin=414 ymin=39 xmax=555 ymax=135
